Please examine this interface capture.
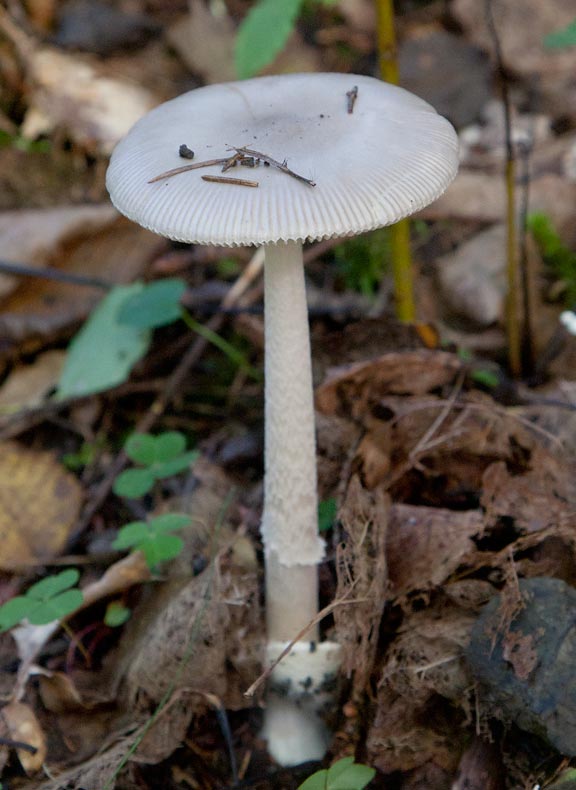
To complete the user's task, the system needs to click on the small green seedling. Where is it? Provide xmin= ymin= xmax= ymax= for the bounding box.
xmin=298 ymin=757 xmax=375 ymax=790
xmin=318 ymin=497 xmax=338 ymax=533
xmin=113 ymin=431 xmax=199 ymax=498
xmin=112 ymin=513 xmax=191 ymax=568
xmin=104 ymin=601 xmax=131 ymax=628
xmin=528 ymin=212 xmax=576 ymax=305
xmin=0 ymin=569 xmax=83 ymax=631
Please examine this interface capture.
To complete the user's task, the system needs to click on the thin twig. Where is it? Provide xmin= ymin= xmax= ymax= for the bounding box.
xmin=148 ymin=157 xmax=231 ymax=183
xmin=201 ymin=175 xmax=258 ymax=188
xmin=0 ymin=259 xmax=111 ymax=290
xmin=485 ymin=0 xmax=521 ymax=377
xmin=346 ymin=85 xmax=359 ymax=114
xmin=517 ymin=140 xmax=535 ymax=376
xmin=0 ymin=737 xmax=37 ymax=754
xmin=230 ymin=146 xmax=316 ymax=187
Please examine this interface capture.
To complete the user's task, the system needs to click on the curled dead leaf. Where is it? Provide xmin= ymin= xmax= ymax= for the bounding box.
xmin=0 ymin=441 xmax=82 ymax=570
xmin=1 ymin=700 xmax=47 ymax=774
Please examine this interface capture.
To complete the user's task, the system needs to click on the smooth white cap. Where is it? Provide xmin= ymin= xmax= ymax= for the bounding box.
xmin=107 ymin=73 xmax=458 ymax=247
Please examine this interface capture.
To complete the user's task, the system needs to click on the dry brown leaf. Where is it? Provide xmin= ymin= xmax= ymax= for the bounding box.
xmin=0 ymin=351 xmax=65 ymax=413
xmin=0 ymin=211 xmax=164 ymax=359
xmin=481 ymin=446 xmax=575 ymax=534
xmin=0 ymin=441 xmax=82 ymax=570
xmin=0 ymin=8 xmax=156 ymax=154
xmin=315 ymin=350 xmax=462 ymax=419
xmin=335 ymin=476 xmax=388 ymax=693
xmin=0 ymin=205 xmax=116 ymax=300
xmin=451 ymin=737 xmax=505 ymax=790
xmin=1 ymin=700 xmax=47 ymax=774
xmin=387 ymin=504 xmax=484 ymax=597
xmin=38 ymin=670 xmax=86 ymax=713
xmin=366 ymin=686 xmax=465 ymax=774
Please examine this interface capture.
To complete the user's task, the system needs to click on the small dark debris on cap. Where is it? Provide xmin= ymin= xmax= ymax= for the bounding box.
xmin=179 ymin=144 xmax=195 ymax=160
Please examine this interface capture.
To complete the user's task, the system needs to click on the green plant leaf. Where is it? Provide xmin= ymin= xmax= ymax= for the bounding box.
xmin=327 ymin=757 xmax=355 ymax=780
xmin=0 ymin=571 xmax=83 ymax=631
xmin=27 ymin=590 xmax=84 ymax=625
xmin=27 ymin=569 xmax=80 ymax=600
xmin=142 ymin=534 xmax=183 ymax=567
xmin=124 ymin=433 xmax=157 ymax=466
xmin=57 ymin=284 xmax=151 ymax=398
xmin=117 ymin=278 xmax=187 ymax=329
xmin=545 ymin=19 xmax=576 ymax=49
xmin=153 ymin=431 xmax=187 ymax=462
xmin=113 ymin=468 xmax=155 ymax=498
xmin=235 ymin=0 xmax=303 ymax=79
xmin=149 ymin=513 xmax=191 ymax=534
xmin=104 ymin=602 xmax=131 ymax=627
xmin=0 ymin=597 xmax=33 ymax=631
xmin=298 ymin=758 xmax=375 ymax=790
xmin=113 ymin=521 xmax=150 ymax=550
xmin=153 ymin=450 xmax=199 ymax=479
xmin=318 ymin=497 xmax=337 ymax=532
xmin=328 ymin=761 xmax=375 ymax=790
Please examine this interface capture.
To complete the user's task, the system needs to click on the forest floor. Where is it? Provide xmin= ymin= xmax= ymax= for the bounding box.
xmin=0 ymin=1 xmax=576 ymax=788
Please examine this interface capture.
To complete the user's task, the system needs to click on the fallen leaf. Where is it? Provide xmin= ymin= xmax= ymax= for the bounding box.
xmin=0 ymin=210 xmax=164 ymax=361
xmin=387 ymin=504 xmax=484 ymax=597
xmin=0 ymin=441 xmax=82 ymax=570
xmin=315 ymin=350 xmax=462 ymax=419
xmin=0 ymin=204 xmax=117 ymax=300
xmin=1 ymin=700 xmax=47 ymax=774
xmin=481 ymin=447 xmax=574 ymax=534
xmin=0 ymin=350 xmax=65 ymax=413
xmin=0 ymin=8 xmax=157 ymax=154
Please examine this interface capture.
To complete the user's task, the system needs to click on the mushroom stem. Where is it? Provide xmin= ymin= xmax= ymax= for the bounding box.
xmin=261 ymin=241 xmax=340 ymax=765
xmin=261 ymin=240 xmax=324 ymax=641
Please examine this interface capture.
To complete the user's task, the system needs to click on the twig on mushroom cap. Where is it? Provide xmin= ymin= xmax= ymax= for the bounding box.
xmin=201 ymin=174 xmax=258 ymax=188
xmin=148 ymin=157 xmax=231 ymax=183
xmin=230 ymin=146 xmax=316 ymax=187
xmin=346 ymin=85 xmax=359 ymax=114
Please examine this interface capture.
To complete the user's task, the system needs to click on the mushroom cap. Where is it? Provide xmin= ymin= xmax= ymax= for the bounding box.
xmin=106 ymin=73 xmax=458 ymax=247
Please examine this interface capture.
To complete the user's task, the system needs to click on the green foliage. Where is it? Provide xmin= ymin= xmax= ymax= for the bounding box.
xmin=470 ymin=368 xmax=499 ymax=390
xmin=298 ymin=757 xmax=375 ymax=790
xmin=235 ymin=0 xmax=303 ymax=79
xmin=104 ymin=601 xmax=131 ymax=627
xmin=114 ymin=431 xmax=199 ymax=498
xmin=528 ymin=212 xmax=576 ymax=305
xmin=234 ymin=0 xmax=340 ymax=77
xmin=113 ymin=513 xmax=191 ymax=568
xmin=0 ymin=570 xmax=83 ymax=631
xmin=318 ymin=497 xmax=337 ymax=532
xmin=117 ymin=278 xmax=187 ymax=329
xmin=0 ymin=129 xmax=51 ymax=153
xmin=57 ymin=283 xmax=151 ymax=398
xmin=334 ymin=228 xmax=391 ymax=296
xmin=545 ymin=19 xmax=576 ymax=49
xmin=62 ymin=438 xmax=105 ymax=471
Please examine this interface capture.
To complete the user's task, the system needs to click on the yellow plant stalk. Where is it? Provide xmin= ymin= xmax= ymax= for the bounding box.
xmin=376 ymin=0 xmax=415 ymax=322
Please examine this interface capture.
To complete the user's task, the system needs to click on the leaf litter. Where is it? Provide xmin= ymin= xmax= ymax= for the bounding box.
xmin=0 ymin=2 xmax=576 ymax=788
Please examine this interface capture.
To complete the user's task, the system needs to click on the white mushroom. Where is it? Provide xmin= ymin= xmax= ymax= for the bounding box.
xmin=106 ymin=72 xmax=459 ymax=766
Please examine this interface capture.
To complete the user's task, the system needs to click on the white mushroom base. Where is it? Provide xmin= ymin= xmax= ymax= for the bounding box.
xmin=262 ymin=640 xmax=342 ymax=766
